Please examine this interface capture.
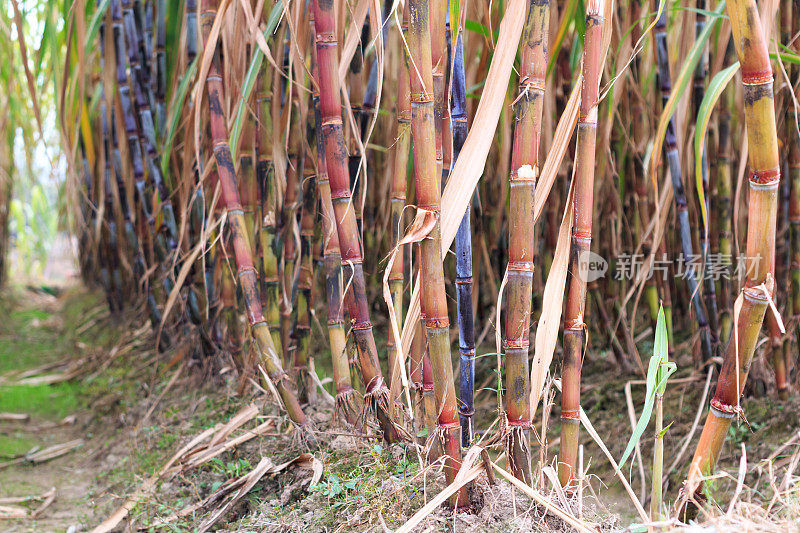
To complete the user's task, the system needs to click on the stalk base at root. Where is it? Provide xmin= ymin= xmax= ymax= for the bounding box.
xmin=334 ymin=386 xmax=363 ymax=426
xmin=435 ymin=424 xmax=470 ymax=510
xmin=676 ymin=286 xmax=770 ymax=517
xmin=506 ymin=425 xmax=533 ymax=486
xmin=360 ymin=385 xmax=405 ymax=443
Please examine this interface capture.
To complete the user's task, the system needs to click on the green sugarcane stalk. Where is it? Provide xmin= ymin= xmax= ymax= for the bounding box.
xmin=282 ymin=102 xmax=302 ymax=369
xmin=716 ymin=80 xmax=734 ymax=344
xmin=387 ymin=8 xmax=410 ymax=393
xmin=294 ymin=167 xmax=317 ymax=403
xmin=256 ymin=58 xmax=285 ymax=369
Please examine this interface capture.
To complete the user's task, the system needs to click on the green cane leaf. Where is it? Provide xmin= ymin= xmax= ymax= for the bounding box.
xmin=230 ymin=0 xmax=284 ymax=158
xmin=85 ymin=0 xmax=111 ymax=59
xmin=694 ymin=61 xmax=739 ymax=235
xmin=619 ymin=305 xmax=672 ymax=469
xmin=651 ymin=1 xmax=726 ymax=189
xmin=450 ymin=0 xmax=462 ymax=40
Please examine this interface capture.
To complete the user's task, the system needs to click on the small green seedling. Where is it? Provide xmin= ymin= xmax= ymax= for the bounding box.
xmin=618 ymin=305 xmax=676 ymax=521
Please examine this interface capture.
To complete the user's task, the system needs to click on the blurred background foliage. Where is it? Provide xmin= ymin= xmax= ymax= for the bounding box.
xmin=1 ymin=0 xmax=70 ymax=283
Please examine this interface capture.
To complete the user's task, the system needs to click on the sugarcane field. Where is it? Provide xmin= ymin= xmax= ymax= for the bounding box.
xmin=4 ymin=0 xmax=800 ymax=530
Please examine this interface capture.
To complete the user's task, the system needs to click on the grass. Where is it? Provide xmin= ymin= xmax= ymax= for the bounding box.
xmin=0 ymin=433 xmax=37 ymax=458
xmin=0 ymin=382 xmax=81 ymax=419
xmin=0 ymin=289 xmax=108 ymax=422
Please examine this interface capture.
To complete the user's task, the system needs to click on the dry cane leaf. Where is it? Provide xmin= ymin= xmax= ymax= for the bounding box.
xmin=491 ymin=461 xmax=596 ymax=533
xmin=198 ymin=454 xmax=322 ymax=532
xmin=92 ymin=421 xmax=230 ymax=532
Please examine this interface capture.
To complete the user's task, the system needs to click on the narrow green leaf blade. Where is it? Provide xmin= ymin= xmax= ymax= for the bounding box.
xmin=619 ymin=305 xmax=671 ymax=468
xmin=694 ymin=61 xmax=739 ymax=234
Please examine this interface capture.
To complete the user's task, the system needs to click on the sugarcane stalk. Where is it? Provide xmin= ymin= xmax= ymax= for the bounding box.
xmin=256 ymin=59 xmax=284 ymax=370
xmin=110 ymin=3 xmax=174 ymax=343
xmin=282 ymin=103 xmax=302 ymax=369
xmin=559 ymin=0 xmax=603 ymax=490
xmin=716 ymin=104 xmax=734 ymax=344
xmin=387 ymin=7 xmax=411 ymax=393
xmin=318 ymin=148 xmax=362 ymax=423
xmin=200 ymin=0 xmax=312 ymax=440
xmin=790 ymin=98 xmax=800 ymax=328
xmin=407 ymin=0 xmax=468 ymax=507
xmin=312 ymin=0 xmax=401 ymax=443
xmin=154 ymin=0 xmax=166 ymax=132
xmin=121 ymin=0 xmax=179 ymax=248
xmin=504 ymin=0 xmax=548 ymax=484
xmin=450 ymin=26 xmax=475 ymax=449
xmin=186 ymin=0 xmax=198 ymax=60
xmin=628 ymin=0 xmax=661 ymax=333
xmin=347 ymin=20 xmax=367 ymax=239
xmin=774 ymin=0 xmax=796 ymax=401
xmin=654 ymin=7 xmax=714 ymax=364
xmin=294 ymin=168 xmax=317 ymax=403
xmin=680 ymin=0 xmax=780 ymax=508
xmin=308 ymin=12 xmax=361 ymax=422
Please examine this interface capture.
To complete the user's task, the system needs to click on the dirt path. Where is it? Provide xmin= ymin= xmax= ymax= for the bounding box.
xmin=0 ymin=287 xmax=101 ymax=532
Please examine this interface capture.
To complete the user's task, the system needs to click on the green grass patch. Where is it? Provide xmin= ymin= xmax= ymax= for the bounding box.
xmin=0 ymin=383 xmax=82 ymax=420
xmin=0 ymin=433 xmax=38 ymax=459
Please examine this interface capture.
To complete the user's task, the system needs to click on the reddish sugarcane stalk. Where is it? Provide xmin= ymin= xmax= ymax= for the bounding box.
xmin=399 ymin=3 xmax=428 ymax=444
xmin=679 ymin=0 xmax=780 ymax=508
xmin=312 ymin=0 xmax=400 ymax=443
xmin=408 ymin=0 xmax=467 ymax=508
xmin=559 ymin=0 xmax=604 ymax=490
xmin=504 ymin=0 xmax=549 ymax=485
xmin=200 ymin=0 xmax=312 ymax=441
xmin=309 ymin=15 xmax=360 ymax=423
